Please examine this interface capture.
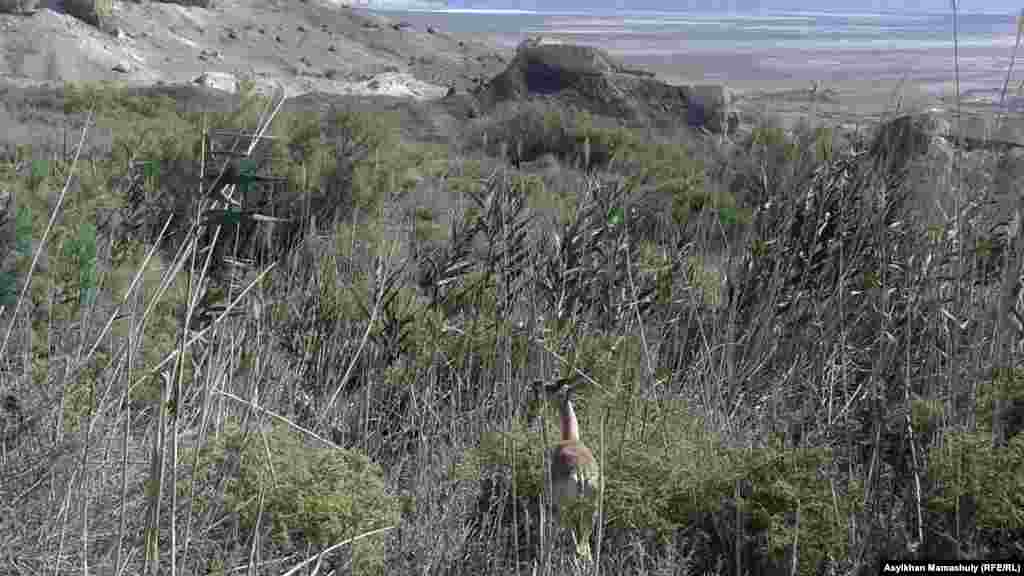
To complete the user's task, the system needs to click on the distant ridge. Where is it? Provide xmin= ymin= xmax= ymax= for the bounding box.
xmin=441 ymin=1 xmax=1014 ymax=15
xmin=362 ymin=0 xmax=447 ymax=9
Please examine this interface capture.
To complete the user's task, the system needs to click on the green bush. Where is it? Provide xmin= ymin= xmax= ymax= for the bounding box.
xmin=184 ymin=423 xmax=399 ymax=575
xmin=467 ymin=381 xmax=706 ymax=540
xmin=156 ymin=0 xmax=214 ymax=6
xmin=474 ymin=102 xmax=566 ymax=162
xmin=635 ymin=142 xmax=708 ymax=222
xmin=467 ymin=367 xmax=853 ymax=573
xmin=63 ymin=81 xmax=179 ymax=120
xmin=275 ymin=104 xmax=402 ymax=219
xmin=927 ymin=368 xmax=1024 ymax=538
xmin=567 ymin=110 xmax=640 ymax=170
xmin=58 ymin=220 xmax=98 ymax=310
xmin=469 ymin=102 xmax=642 ymax=171
xmin=928 ymin=431 xmax=1024 ymax=531
xmin=0 ymin=203 xmax=33 ymax=307
xmin=734 ymin=117 xmax=803 ymax=203
xmin=741 ymin=446 xmax=854 ymax=572
xmin=978 ymin=367 xmax=1024 ymax=434
xmin=61 ymin=0 xmax=113 ymax=30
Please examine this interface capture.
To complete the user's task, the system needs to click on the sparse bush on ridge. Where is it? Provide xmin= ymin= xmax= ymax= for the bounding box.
xmin=155 ymin=0 xmax=215 ymax=7
xmin=62 ymin=0 xmax=114 ymax=31
xmin=466 ymin=101 xmax=642 ymax=171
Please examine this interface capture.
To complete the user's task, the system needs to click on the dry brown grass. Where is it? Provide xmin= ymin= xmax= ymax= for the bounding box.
xmin=2 ymin=11 xmax=1024 ymax=574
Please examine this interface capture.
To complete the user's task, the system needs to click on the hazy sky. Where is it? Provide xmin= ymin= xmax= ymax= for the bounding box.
xmin=443 ymin=0 xmax=1022 ymax=14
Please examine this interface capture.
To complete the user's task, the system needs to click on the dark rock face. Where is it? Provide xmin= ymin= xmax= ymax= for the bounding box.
xmin=475 ymin=40 xmax=737 ymax=134
xmin=870 ymin=113 xmax=951 ymax=177
xmin=682 ymin=84 xmax=737 ymax=135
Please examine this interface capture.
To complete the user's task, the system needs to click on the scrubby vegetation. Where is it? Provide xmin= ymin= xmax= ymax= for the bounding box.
xmin=182 ymin=422 xmax=398 ymax=574
xmin=0 ymin=59 xmax=1022 ymax=576
xmin=62 ymin=0 xmax=113 ymax=30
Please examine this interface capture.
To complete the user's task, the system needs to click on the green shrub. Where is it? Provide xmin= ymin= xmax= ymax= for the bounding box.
xmin=0 ymin=203 xmax=33 ymax=307
xmin=978 ymin=367 xmax=1024 ymax=433
xmin=616 ymin=139 xmax=735 ymax=230
xmin=156 ymin=0 xmax=214 ymax=6
xmin=296 ymin=104 xmax=399 ymax=216
xmin=184 ymin=423 xmax=399 ymax=574
xmin=566 ymin=110 xmax=639 ymax=170
xmin=742 ymin=446 xmax=854 ymax=572
xmin=63 ymin=81 xmax=178 ymax=120
xmin=475 ymin=102 xmax=567 ymax=162
xmin=58 ymin=220 xmax=98 ymax=310
xmin=812 ymin=125 xmax=835 ymax=164
xmin=685 ymin=255 xmax=726 ymax=308
xmin=928 ymin=431 xmax=1024 ymax=531
xmin=468 ymin=373 xmax=854 ymax=572
xmin=61 ymin=0 xmax=113 ymax=30
xmin=469 ymin=102 xmax=642 ymax=171
xmin=926 ymin=368 xmax=1024 ymax=537
xmin=734 ymin=118 xmax=802 ymax=202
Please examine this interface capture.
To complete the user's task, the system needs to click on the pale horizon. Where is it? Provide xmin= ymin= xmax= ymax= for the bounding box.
xmin=429 ymin=0 xmax=1024 ymax=15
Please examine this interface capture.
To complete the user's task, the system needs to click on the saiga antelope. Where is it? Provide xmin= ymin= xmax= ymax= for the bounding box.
xmin=536 ymin=379 xmax=601 ymax=566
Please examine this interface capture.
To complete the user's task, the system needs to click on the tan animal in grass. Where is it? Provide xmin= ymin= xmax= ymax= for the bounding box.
xmin=538 ymin=379 xmax=601 ymax=564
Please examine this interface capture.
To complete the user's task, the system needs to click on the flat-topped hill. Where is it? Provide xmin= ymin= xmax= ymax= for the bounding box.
xmin=473 ymin=39 xmax=738 ymax=134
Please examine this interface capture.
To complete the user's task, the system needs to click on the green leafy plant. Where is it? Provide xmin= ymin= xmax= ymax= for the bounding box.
xmin=60 ymin=220 xmax=98 ymax=308
xmin=0 ymin=204 xmax=34 ymax=307
xmin=184 ymin=423 xmax=399 ymax=575
xmin=928 ymin=432 xmax=1024 ymax=531
xmin=28 ymin=158 xmax=48 ymax=192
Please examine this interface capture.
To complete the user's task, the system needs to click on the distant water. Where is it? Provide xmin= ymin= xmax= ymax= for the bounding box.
xmin=381 ymin=9 xmax=1020 ymax=52
xmin=370 ymin=7 xmax=1024 ymax=95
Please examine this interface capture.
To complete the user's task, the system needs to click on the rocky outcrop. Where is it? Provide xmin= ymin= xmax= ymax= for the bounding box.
xmin=683 ymin=84 xmax=739 ymax=135
xmin=870 ymin=112 xmax=952 ymax=177
xmin=474 ymin=40 xmax=738 ymax=134
xmin=193 ymin=71 xmax=238 ymax=93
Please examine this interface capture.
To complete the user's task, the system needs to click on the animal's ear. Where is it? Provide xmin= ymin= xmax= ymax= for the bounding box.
xmin=554 ymin=376 xmax=575 ymax=388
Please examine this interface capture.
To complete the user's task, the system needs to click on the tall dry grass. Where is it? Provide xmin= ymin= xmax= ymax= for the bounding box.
xmin=1 ymin=7 xmax=1023 ymax=576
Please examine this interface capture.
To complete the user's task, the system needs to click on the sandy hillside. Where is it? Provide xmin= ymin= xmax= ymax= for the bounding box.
xmin=4 ymin=0 xmax=1022 ymax=146
xmin=0 ymin=0 xmax=511 ymax=98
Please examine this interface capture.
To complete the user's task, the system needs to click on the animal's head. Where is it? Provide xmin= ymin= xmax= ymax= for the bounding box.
xmin=529 ymin=377 xmax=586 ymax=442
xmin=526 ymin=377 xmax=579 ymax=420
xmin=533 ymin=377 xmax=578 ymax=402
